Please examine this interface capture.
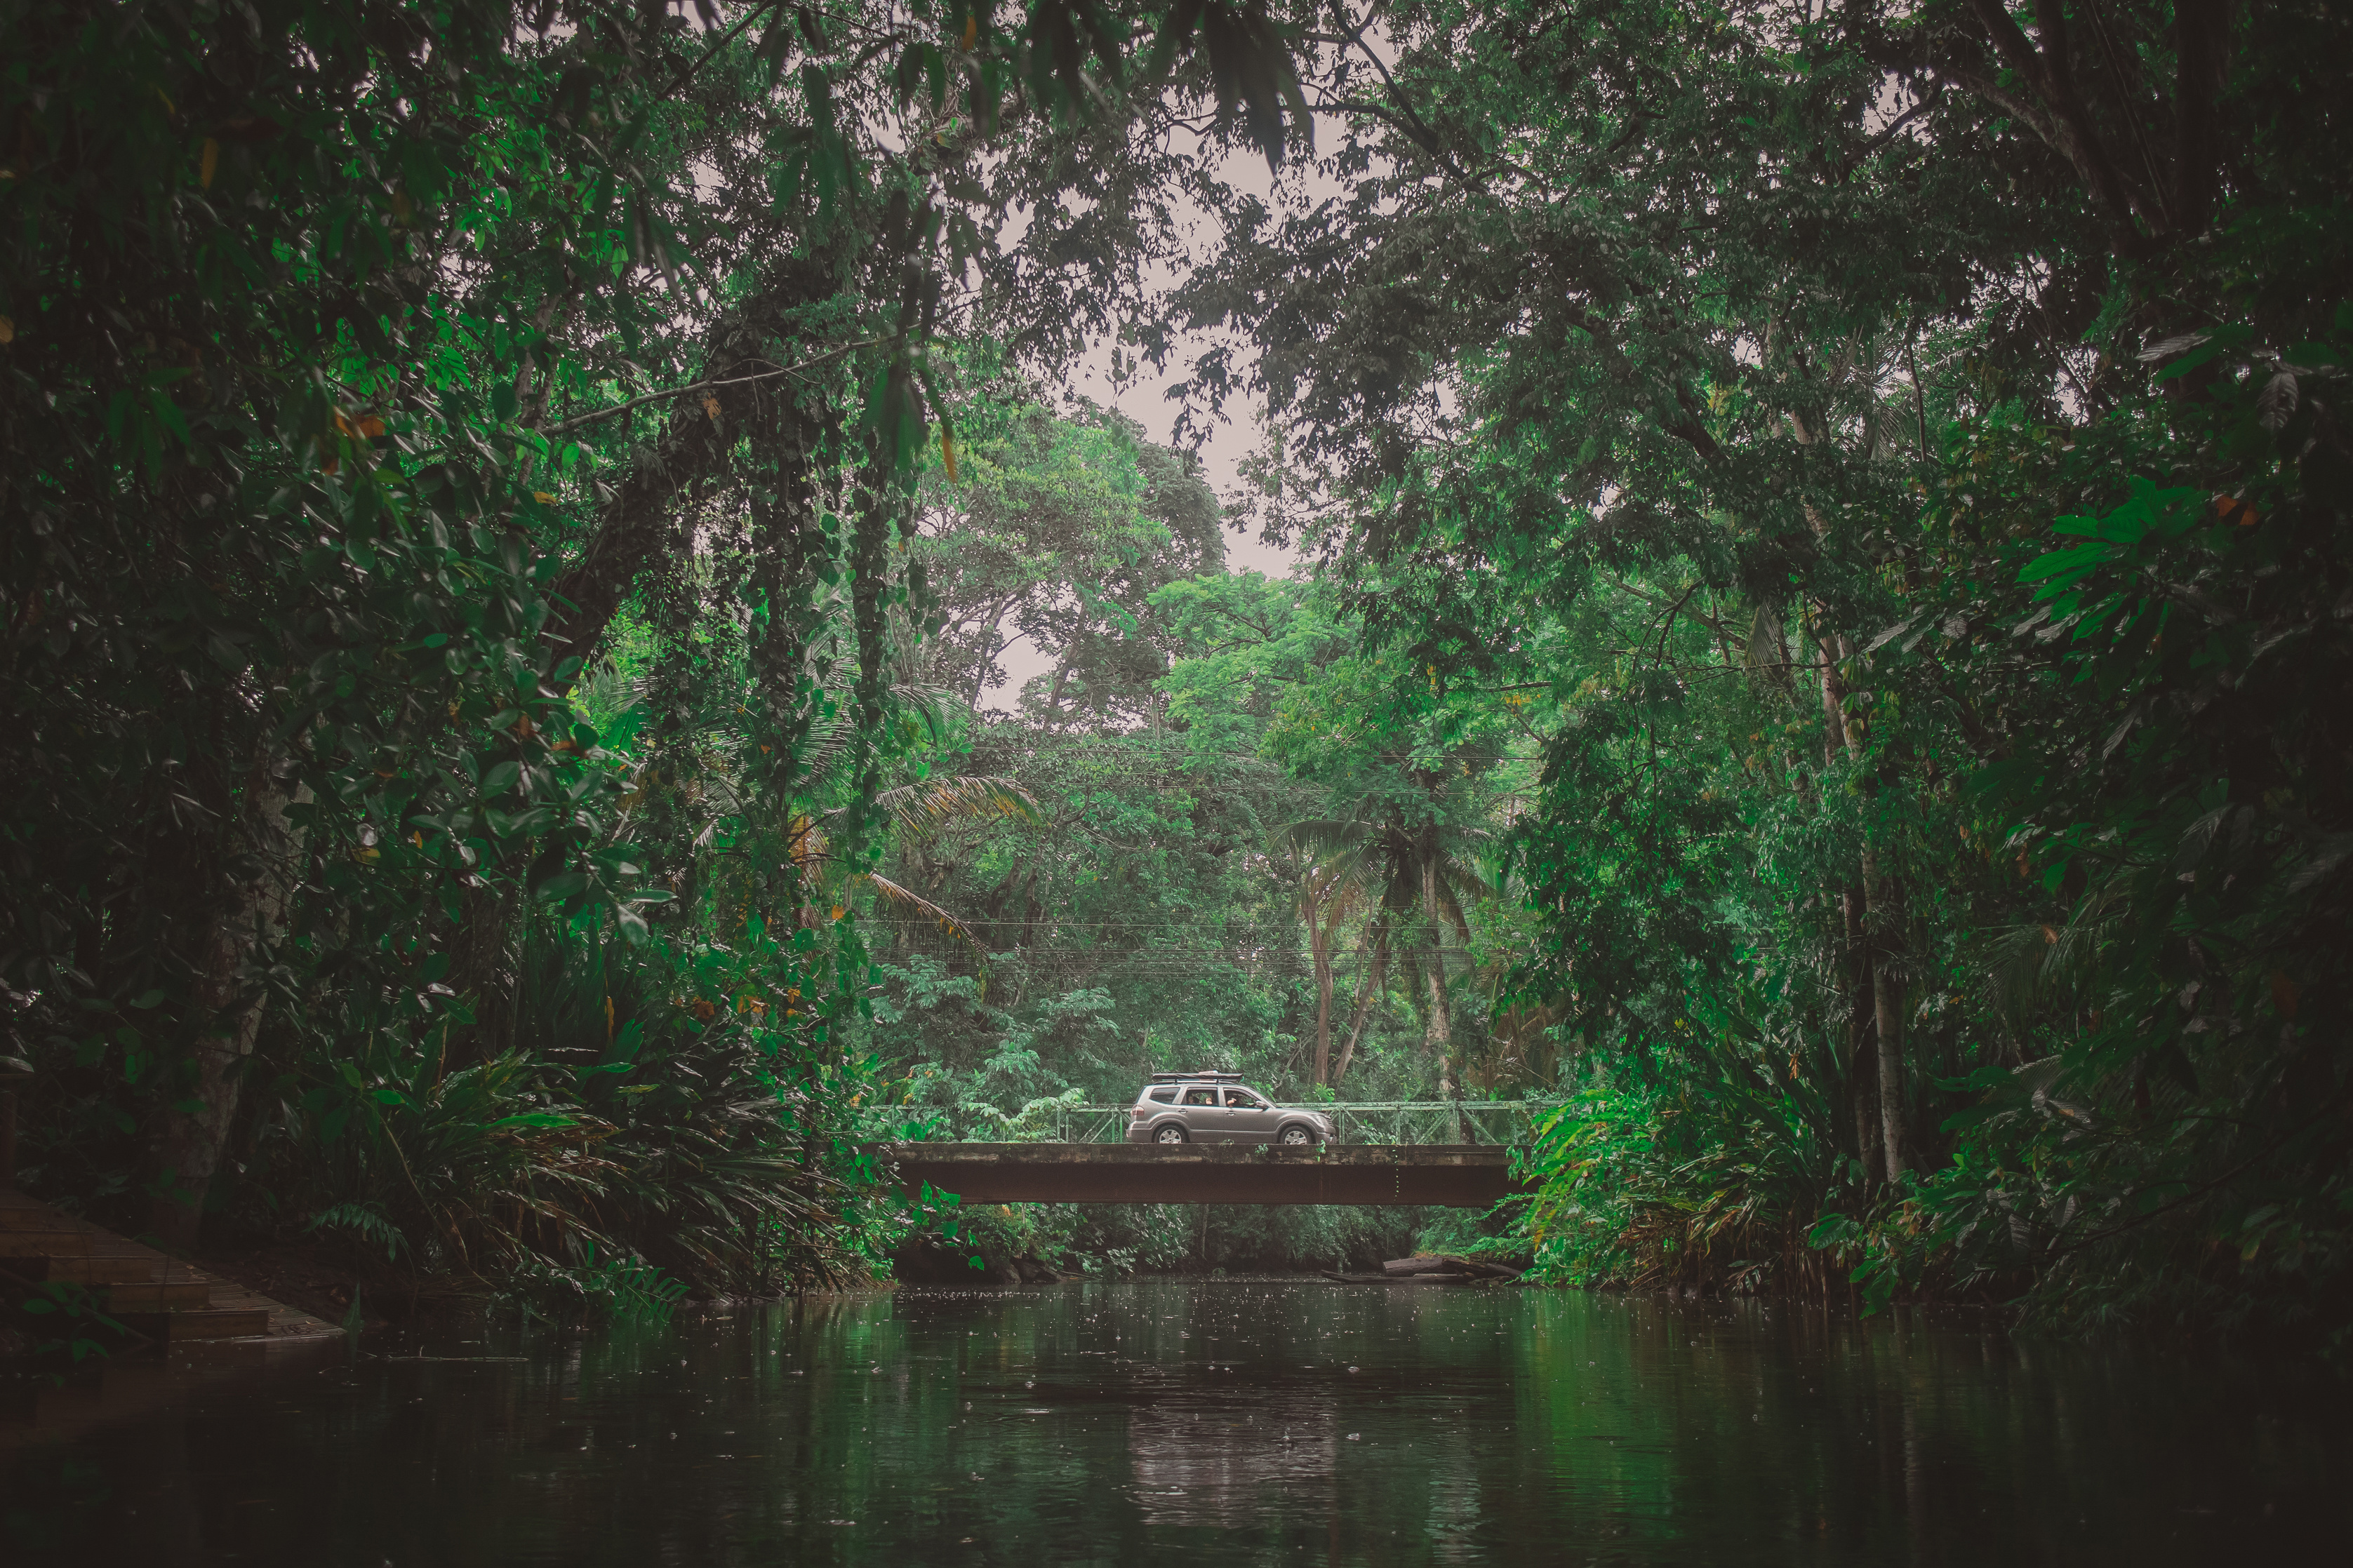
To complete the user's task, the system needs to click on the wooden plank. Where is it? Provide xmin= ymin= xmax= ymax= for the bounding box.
xmin=173 ymin=1309 xmax=274 ymax=1341
xmin=0 ymin=1192 xmax=345 ymax=1343
xmin=13 ymin=1257 xmax=157 ymax=1286
xmin=114 ymin=1308 xmax=274 ymax=1341
xmin=0 ymin=1230 xmax=91 ymax=1257
xmin=101 ymin=1280 xmax=213 ymax=1311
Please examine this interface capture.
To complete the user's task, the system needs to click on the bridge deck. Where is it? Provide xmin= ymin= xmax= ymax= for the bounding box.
xmin=879 ymin=1143 xmax=1531 ymax=1208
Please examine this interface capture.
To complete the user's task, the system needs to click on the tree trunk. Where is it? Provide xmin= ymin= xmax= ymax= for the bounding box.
xmin=1310 ymin=903 xmax=1335 ymax=1087
xmin=444 ymin=881 xmax=516 ymax=1071
xmin=1820 ymin=622 xmax=1889 ymax=1187
xmin=1040 ymin=657 xmax=1073 ymax=728
xmin=1815 ymin=599 xmax=1906 ymax=1182
xmin=149 ymin=755 xmax=303 ymax=1253
xmin=1421 ymin=850 xmax=1462 ymax=1130
xmin=540 ymin=255 xmax=846 ymax=680
xmin=1788 ymin=403 xmax=1909 ymax=1184
xmin=964 ymin=591 xmax=1022 ymax=709
xmin=1843 ymin=885 xmax=1885 ymax=1186
xmin=1330 ymin=913 xmax=1389 ymax=1089
xmin=1866 ymin=857 xmax=1908 ymax=1179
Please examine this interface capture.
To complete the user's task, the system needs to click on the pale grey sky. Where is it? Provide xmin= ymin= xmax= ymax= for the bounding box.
xmin=983 ymin=137 xmax=1316 ymax=702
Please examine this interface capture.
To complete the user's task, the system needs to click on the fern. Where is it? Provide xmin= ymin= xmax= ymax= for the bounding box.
xmin=306 ymin=1200 xmax=406 ymax=1262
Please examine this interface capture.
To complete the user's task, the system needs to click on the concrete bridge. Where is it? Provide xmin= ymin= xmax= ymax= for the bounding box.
xmin=878 ymin=1142 xmax=1534 ymax=1209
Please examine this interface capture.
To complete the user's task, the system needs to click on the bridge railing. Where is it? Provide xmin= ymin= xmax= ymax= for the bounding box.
xmin=1047 ymin=1100 xmax=1543 ymax=1146
xmin=1328 ymin=1101 xmax=1541 ymax=1146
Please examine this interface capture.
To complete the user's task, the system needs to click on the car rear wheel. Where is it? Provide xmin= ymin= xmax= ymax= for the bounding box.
xmin=1277 ymin=1125 xmax=1317 ymax=1146
xmin=1154 ymin=1125 xmax=1187 ymax=1144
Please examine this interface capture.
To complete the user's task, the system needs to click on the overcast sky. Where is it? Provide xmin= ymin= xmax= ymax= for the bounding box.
xmin=982 ymin=139 xmax=1317 ymax=702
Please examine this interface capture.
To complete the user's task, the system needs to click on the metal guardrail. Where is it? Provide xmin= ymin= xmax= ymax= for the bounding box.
xmin=1330 ymin=1101 xmax=1541 ymax=1146
xmin=1046 ymin=1100 xmax=1541 ymax=1146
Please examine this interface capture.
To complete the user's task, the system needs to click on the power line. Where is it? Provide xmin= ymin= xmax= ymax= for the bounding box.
xmin=874 ymin=946 xmax=1481 ymax=956
xmin=858 ymin=917 xmax=1378 ymax=928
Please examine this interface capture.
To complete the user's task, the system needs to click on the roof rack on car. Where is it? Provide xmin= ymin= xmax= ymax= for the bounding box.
xmin=1148 ymin=1071 xmax=1243 ymax=1083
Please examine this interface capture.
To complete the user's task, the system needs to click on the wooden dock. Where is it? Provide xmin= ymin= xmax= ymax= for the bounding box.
xmin=1 ymin=1188 xmax=345 ymax=1346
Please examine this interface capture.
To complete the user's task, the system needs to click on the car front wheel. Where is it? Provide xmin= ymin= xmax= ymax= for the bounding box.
xmin=1277 ymin=1125 xmax=1317 ymax=1146
xmin=1154 ymin=1125 xmax=1187 ymax=1144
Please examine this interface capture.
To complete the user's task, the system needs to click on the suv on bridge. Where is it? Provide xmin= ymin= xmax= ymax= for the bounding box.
xmin=1126 ymin=1073 xmax=1335 ymax=1147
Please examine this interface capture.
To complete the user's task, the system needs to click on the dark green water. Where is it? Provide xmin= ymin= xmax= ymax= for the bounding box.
xmin=4 ymin=1278 xmax=2343 ymax=1564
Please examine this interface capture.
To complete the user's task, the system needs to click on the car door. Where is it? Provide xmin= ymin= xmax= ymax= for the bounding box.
xmin=1222 ymin=1088 xmax=1278 ymax=1145
xmin=1178 ymin=1086 xmax=1225 ymax=1141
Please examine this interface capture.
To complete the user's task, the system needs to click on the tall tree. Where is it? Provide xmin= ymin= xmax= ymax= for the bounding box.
xmin=1151 ymin=0 xmax=2353 ymax=1326
xmin=0 ymin=0 xmax=1316 ymax=1255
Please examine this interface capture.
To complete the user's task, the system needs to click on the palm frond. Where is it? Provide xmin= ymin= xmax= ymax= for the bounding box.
xmin=1432 ymin=872 xmax=1477 ymax=945
xmin=889 ymin=681 xmax=966 ymax=741
xmin=1277 ymin=818 xmax=1373 ymax=859
xmin=860 ymin=871 xmax=979 ymax=945
xmin=869 ymin=774 xmax=1039 ymax=830
xmin=794 ymin=716 xmax=858 ymax=788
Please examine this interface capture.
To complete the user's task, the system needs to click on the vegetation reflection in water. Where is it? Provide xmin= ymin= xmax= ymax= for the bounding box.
xmin=6 ymin=1280 xmax=2345 ymax=1565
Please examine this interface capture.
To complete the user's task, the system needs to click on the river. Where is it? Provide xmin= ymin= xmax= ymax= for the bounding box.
xmin=4 ymin=1278 xmax=2343 ymax=1563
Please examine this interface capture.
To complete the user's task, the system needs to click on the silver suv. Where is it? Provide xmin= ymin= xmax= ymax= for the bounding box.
xmin=1125 ymin=1072 xmax=1335 ymax=1146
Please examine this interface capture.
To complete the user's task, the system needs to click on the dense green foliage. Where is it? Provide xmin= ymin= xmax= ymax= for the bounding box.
xmin=1156 ymin=0 xmax=2353 ymax=1340
xmin=6 ymin=0 xmax=2348 ymax=1348
xmin=0 ymin=0 xmax=1309 ymax=1309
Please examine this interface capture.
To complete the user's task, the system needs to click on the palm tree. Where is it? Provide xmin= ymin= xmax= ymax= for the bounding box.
xmin=1277 ymin=812 xmax=1486 ymax=1112
xmin=1275 ymin=840 xmax=1364 ymax=1087
xmin=796 ymin=773 xmax=1037 ymax=943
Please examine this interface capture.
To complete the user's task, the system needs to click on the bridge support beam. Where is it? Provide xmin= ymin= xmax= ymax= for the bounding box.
xmin=876 ymin=1144 xmax=1531 ymax=1208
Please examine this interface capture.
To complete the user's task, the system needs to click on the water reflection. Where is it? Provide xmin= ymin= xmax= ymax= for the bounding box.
xmin=1 ymin=1279 xmax=2345 ymax=1565
xmin=1128 ymin=1390 xmax=1336 ymax=1527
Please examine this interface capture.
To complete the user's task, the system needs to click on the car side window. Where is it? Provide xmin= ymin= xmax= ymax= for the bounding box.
xmin=1147 ymin=1087 xmax=1176 ymax=1104
xmin=1225 ymin=1090 xmax=1265 ymax=1109
xmin=1182 ymin=1089 xmax=1217 ymax=1106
